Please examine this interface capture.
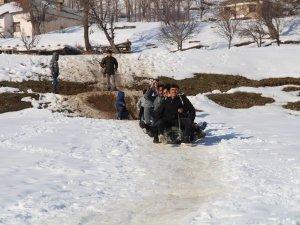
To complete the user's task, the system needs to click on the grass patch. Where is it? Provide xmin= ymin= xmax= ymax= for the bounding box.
xmin=207 ymin=92 xmax=275 ymax=109
xmin=0 ymin=93 xmax=39 ymax=114
xmin=282 ymin=86 xmax=300 ymax=92
xmin=157 ymin=74 xmax=300 ymax=96
xmin=283 ymin=101 xmax=300 ymax=111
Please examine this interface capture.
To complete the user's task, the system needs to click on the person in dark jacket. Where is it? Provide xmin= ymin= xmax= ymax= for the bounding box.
xmin=116 ymin=91 xmax=129 ymax=120
xmin=154 ymin=84 xmax=194 ymax=144
xmin=100 ymin=50 xmax=118 ymax=91
xmin=49 ymin=52 xmax=59 ymax=94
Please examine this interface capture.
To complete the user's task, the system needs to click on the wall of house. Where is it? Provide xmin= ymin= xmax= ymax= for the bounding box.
xmin=226 ymin=2 xmax=260 ymax=19
xmin=41 ymin=16 xmax=82 ymax=33
xmin=0 ymin=13 xmax=13 ymax=37
xmin=0 ymin=16 xmax=5 ymax=35
xmin=12 ymin=13 xmax=32 ymax=37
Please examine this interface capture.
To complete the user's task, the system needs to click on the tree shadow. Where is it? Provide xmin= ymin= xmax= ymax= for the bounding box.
xmin=281 ymin=19 xmax=300 ymax=36
xmin=132 ymin=28 xmax=160 ymax=53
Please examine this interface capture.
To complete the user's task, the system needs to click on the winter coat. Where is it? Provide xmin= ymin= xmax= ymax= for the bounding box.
xmin=178 ymin=94 xmax=196 ymax=123
xmin=155 ymin=96 xmax=184 ymax=122
xmin=143 ymin=88 xmax=157 ymax=108
xmin=154 ymin=95 xmax=164 ymax=112
xmin=101 ymin=56 xmax=118 ymax=75
xmin=137 ymin=96 xmax=146 ymax=110
xmin=155 ymin=94 xmax=195 ymax=122
xmin=116 ymin=91 xmax=129 ymax=119
xmin=49 ymin=52 xmax=59 ymax=77
xmin=116 ymin=91 xmax=126 ymax=108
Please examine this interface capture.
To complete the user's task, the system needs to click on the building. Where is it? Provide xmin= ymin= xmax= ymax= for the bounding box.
xmin=0 ymin=0 xmax=9 ymax=5
xmin=0 ymin=2 xmax=22 ymax=37
xmin=220 ymin=0 xmax=263 ymax=19
xmin=0 ymin=0 xmax=82 ymax=38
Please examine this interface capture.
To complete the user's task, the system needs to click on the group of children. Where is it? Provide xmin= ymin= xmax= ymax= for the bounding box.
xmin=115 ymin=79 xmax=207 ymax=145
xmin=136 ymin=79 xmax=207 ymax=145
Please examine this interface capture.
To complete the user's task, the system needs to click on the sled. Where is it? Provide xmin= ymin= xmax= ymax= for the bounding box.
xmin=163 ymin=122 xmax=206 ymax=146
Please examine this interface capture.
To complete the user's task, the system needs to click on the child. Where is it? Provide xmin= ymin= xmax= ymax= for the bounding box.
xmin=116 ymin=91 xmax=129 ymax=120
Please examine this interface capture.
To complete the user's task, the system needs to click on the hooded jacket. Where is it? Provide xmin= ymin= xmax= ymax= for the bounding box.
xmin=50 ymin=52 xmax=59 ymax=76
xmin=116 ymin=91 xmax=126 ymax=109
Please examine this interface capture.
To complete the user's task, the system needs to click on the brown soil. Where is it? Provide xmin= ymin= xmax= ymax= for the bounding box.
xmin=0 ymin=93 xmax=39 ymax=114
xmin=283 ymin=101 xmax=300 ymax=111
xmin=207 ymin=92 xmax=275 ymax=109
xmin=1 ymin=74 xmax=300 ymax=115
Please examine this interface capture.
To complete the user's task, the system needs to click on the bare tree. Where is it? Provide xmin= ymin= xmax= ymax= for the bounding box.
xmin=90 ymin=0 xmax=120 ymax=53
xmin=216 ymin=9 xmax=240 ymax=49
xmin=0 ymin=27 xmax=13 ymax=38
xmin=160 ymin=20 xmax=199 ymax=51
xmin=257 ymin=0 xmax=285 ymax=46
xmin=239 ymin=19 xmax=268 ymax=47
xmin=76 ymin=0 xmax=93 ymax=52
xmin=281 ymin=0 xmax=300 ymax=16
xmin=15 ymin=0 xmax=54 ymax=35
xmin=125 ymin=0 xmax=131 ymax=21
xmin=161 ymin=0 xmax=177 ymax=24
xmin=194 ymin=0 xmax=214 ymax=20
xmin=185 ymin=0 xmax=191 ymax=21
xmin=20 ymin=30 xmax=40 ymax=51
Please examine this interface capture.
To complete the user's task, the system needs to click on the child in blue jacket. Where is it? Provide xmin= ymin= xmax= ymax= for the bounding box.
xmin=116 ymin=91 xmax=129 ymax=120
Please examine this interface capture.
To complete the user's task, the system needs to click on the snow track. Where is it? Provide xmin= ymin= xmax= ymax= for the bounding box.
xmin=0 ymin=109 xmax=221 ymax=225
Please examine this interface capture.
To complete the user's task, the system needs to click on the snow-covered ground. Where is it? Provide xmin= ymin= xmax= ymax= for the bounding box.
xmin=1 ymin=14 xmax=300 ymax=225
xmin=1 ymin=17 xmax=300 ymax=81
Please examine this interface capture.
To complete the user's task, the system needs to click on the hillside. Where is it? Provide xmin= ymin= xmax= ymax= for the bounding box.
xmin=0 ymin=16 xmax=300 ymax=225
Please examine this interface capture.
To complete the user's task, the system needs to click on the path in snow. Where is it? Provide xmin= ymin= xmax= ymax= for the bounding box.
xmin=0 ymin=109 xmax=222 ymax=225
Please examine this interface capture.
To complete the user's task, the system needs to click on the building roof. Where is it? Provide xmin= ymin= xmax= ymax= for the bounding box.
xmin=0 ymin=2 xmax=22 ymax=16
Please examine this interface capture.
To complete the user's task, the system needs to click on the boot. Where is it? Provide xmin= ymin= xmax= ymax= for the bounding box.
xmin=153 ymin=131 xmax=159 ymax=143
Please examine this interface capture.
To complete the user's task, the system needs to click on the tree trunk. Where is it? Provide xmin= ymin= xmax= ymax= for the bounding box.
xmin=99 ymin=0 xmax=103 ymax=21
xmin=83 ymin=6 xmax=92 ymax=52
xmin=103 ymin=28 xmax=120 ymax=53
xmin=186 ymin=0 xmax=190 ymax=21
xmin=126 ymin=0 xmax=131 ymax=22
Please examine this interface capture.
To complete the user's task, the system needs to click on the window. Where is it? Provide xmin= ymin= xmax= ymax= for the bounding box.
xmin=13 ymin=22 xmax=21 ymax=32
xmin=249 ymin=4 xmax=256 ymax=13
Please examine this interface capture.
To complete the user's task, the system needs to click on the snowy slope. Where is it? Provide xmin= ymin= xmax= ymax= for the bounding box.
xmin=0 ymin=15 xmax=300 ymax=225
xmin=1 ymin=18 xmax=300 ymax=81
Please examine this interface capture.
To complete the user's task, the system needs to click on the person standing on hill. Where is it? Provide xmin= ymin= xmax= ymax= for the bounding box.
xmin=49 ymin=52 xmax=60 ymax=94
xmin=100 ymin=50 xmax=118 ymax=91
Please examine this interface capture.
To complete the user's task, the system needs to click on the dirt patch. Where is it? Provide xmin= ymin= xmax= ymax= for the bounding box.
xmin=157 ymin=74 xmax=300 ymax=96
xmin=0 ymin=93 xmax=39 ymax=114
xmin=207 ymin=92 xmax=275 ymax=109
xmin=1 ymin=74 xmax=300 ymax=115
xmin=87 ymin=91 xmax=141 ymax=119
xmin=86 ymin=91 xmax=140 ymax=119
xmin=0 ymin=80 xmax=97 ymax=95
xmin=283 ymin=101 xmax=300 ymax=111
xmin=282 ymin=86 xmax=300 ymax=92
